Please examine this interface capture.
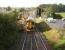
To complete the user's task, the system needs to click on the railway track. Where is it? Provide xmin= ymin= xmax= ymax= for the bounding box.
xmin=21 ymin=28 xmax=52 ymax=50
xmin=35 ymin=27 xmax=52 ymax=50
xmin=9 ymin=27 xmax=52 ymax=50
xmin=21 ymin=31 xmax=37 ymax=50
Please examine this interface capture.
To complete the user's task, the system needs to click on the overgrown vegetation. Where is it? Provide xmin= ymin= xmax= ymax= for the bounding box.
xmin=35 ymin=17 xmax=65 ymax=50
xmin=52 ymin=13 xmax=62 ymax=19
xmin=0 ymin=12 xmax=20 ymax=50
xmin=35 ymin=17 xmax=51 ymax=32
xmin=44 ymin=29 xmax=65 ymax=50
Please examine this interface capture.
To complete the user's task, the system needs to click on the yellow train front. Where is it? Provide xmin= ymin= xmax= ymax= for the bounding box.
xmin=25 ymin=20 xmax=34 ymax=31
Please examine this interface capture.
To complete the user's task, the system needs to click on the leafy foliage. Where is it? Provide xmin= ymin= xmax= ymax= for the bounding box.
xmin=0 ymin=12 xmax=19 ymax=50
xmin=52 ymin=13 xmax=62 ymax=19
xmin=39 ymin=3 xmax=65 ymax=12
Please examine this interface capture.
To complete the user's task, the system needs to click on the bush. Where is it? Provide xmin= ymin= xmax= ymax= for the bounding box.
xmin=0 ymin=12 xmax=19 ymax=50
xmin=35 ymin=21 xmax=51 ymax=32
xmin=52 ymin=13 xmax=62 ymax=19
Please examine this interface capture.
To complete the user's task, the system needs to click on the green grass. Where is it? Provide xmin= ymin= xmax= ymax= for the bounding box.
xmin=56 ymin=12 xmax=65 ymax=18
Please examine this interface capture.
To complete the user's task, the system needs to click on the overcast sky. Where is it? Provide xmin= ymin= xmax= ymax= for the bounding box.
xmin=0 ymin=0 xmax=65 ymax=7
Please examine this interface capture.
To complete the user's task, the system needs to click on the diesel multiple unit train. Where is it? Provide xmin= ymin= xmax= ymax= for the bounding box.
xmin=17 ymin=14 xmax=35 ymax=31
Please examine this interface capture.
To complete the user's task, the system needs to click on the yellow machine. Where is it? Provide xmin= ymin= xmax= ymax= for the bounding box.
xmin=26 ymin=20 xmax=34 ymax=31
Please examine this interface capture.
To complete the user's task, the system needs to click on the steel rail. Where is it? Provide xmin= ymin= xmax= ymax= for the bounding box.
xmin=22 ymin=31 xmax=27 ymax=50
xmin=35 ymin=27 xmax=48 ymax=50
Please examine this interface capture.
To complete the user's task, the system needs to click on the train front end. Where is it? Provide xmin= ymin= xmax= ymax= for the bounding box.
xmin=26 ymin=15 xmax=35 ymax=31
xmin=26 ymin=20 xmax=34 ymax=31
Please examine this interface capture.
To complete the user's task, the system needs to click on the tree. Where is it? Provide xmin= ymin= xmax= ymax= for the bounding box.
xmin=13 ymin=9 xmax=19 ymax=17
xmin=6 ymin=6 xmax=11 ymax=11
xmin=39 ymin=4 xmax=65 ymax=12
xmin=44 ymin=6 xmax=54 ymax=17
xmin=20 ymin=8 xmax=25 ymax=12
xmin=36 ymin=7 xmax=43 ymax=17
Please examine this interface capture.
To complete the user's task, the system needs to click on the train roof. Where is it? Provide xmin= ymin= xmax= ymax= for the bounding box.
xmin=27 ymin=16 xmax=34 ymax=21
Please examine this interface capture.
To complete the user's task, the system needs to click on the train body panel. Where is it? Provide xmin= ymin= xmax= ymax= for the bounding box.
xmin=25 ymin=20 xmax=34 ymax=31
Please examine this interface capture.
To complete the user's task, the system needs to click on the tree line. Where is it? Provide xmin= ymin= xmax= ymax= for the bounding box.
xmin=36 ymin=3 xmax=65 ymax=18
xmin=39 ymin=3 xmax=65 ymax=12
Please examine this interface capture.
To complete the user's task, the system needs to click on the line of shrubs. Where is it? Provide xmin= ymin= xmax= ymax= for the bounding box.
xmin=0 ymin=12 xmax=19 ymax=50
